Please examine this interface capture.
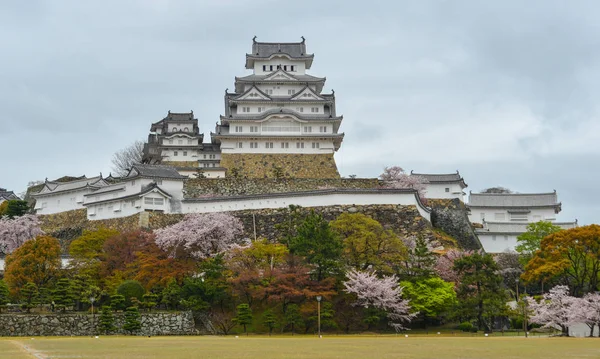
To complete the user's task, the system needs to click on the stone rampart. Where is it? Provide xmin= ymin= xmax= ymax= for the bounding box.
xmin=0 ymin=311 xmax=196 ymax=337
xmin=428 ymin=198 xmax=482 ymax=250
xmin=219 ymin=153 xmax=340 ymax=178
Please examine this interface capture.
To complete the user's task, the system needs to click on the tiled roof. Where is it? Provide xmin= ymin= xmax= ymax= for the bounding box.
xmin=34 ymin=176 xmax=106 ymax=196
xmin=128 ymin=164 xmax=186 ymax=180
xmin=0 ymin=190 xmax=19 ymax=201
xmin=220 ymin=108 xmax=342 ymax=122
xmin=251 ymin=40 xmax=310 ymax=58
xmin=236 ymin=73 xmax=324 ymax=83
xmin=468 ymin=191 xmax=559 ymax=208
xmin=476 ymin=220 xmax=578 ymax=234
xmin=411 ymin=171 xmax=467 ymax=188
xmin=83 ymin=183 xmax=172 ymax=207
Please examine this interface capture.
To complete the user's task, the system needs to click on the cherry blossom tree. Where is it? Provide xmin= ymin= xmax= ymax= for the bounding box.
xmin=574 ymin=292 xmax=600 ymax=337
xmin=528 ymin=285 xmax=579 ymax=336
xmin=343 ymin=269 xmax=416 ymax=331
xmin=434 ymin=249 xmax=471 ymax=284
xmin=379 ymin=166 xmax=428 ymax=200
xmin=0 ymin=214 xmax=44 ymax=254
xmin=154 ymin=213 xmax=247 ymax=260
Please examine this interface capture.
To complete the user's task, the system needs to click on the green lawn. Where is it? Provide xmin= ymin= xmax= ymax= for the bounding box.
xmin=3 ymin=336 xmax=599 ymax=359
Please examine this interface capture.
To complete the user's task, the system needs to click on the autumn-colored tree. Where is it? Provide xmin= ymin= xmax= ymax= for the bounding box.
xmin=4 ymin=235 xmax=61 ymax=294
xmin=379 ymin=166 xmax=428 ymax=199
xmin=154 ymin=213 xmax=247 ymax=260
xmin=330 ymin=213 xmax=407 ymax=275
xmin=130 ymin=240 xmax=195 ymax=291
xmin=0 ymin=214 xmax=44 ymax=254
xmin=69 ymin=228 xmax=119 ymax=281
xmin=99 ymin=230 xmax=155 ymax=280
xmin=523 ymin=225 xmax=600 ymax=296
xmin=515 ymin=221 xmax=563 ymax=265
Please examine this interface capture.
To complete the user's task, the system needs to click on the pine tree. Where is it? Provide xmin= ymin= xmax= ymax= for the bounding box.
xmin=98 ymin=306 xmax=116 ymax=334
xmin=0 ymin=280 xmax=10 ymax=313
xmin=20 ymin=282 xmax=39 ymax=313
xmin=53 ymin=278 xmax=74 ymax=312
xmin=123 ymin=306 xmax=142 ymax=334
xmin=233 ymin=303 xmax=253 ymax=336
xmin=110 ymin=294 xmax=126 ymax=312
xmin=262 ymin=309 xmax=278 ymax=336
xmin=142 ymin=293 xmax=158 ymax=312
xmin=284 ymin=304 xmax=303 ymax=336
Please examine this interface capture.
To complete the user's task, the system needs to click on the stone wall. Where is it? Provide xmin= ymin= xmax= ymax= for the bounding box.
xmin=428 ymin=198 xmax=482 ymax=250
xmin=162 ymin=161 xmax=199 ymax=168
xmin=0 ymin=311 xmax=196 ymax=337
xmin=220 ymin=153 xmax=340 ymax=178
xmin=184 ymin=178 xmax=381 ymax=198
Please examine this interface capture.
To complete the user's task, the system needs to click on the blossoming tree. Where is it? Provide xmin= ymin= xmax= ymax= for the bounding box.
xmin=0 ymin=214 xmax=44 ymax=254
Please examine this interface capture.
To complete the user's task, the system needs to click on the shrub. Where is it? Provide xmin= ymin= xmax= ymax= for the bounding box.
xmin=117 ymin=280 xmax=145 ymax=307
xmin=456 ymin=322 xmax=473 ymax=332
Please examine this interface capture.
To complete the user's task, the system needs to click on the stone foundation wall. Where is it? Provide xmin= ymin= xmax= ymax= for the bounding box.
xmin=428 ymin=198 xmax=482 ymax=250
xmin=220 ymin=153 xmax=340 ymax=178
xmin=184 ymin=178 xmax=381 ymax=197
xmin=0 ymin=311 xmax=196 ymax=337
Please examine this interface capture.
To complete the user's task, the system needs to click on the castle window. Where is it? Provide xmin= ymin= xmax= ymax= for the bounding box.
xmin=303 ymin=126 xmax=312 ymax=133
xmin=235 ymin=126 xmax=243 ymax=132
xmin=312 ymin=142 xmax=320 ymax=149
xmin=250 ymin=142 xmax=258 ymax=149
xmin=203 ymin=154 xmax=206 ymax=159
xmin=277 ymin=65 xmax=281 ymax=70
xmin=169 ymin=140 xmax=173 ymax=144
xmin=188 ymin=139 xmax=193 ymax=144
xmin=445 ymin=188 xmax=450 ymax=192
xmin=173 ymin=127 xmax=178 ymax=131
xmin=266 ymin=89 xmax=273 ymax=95
xmin=174 ymin=151 xmax=178 ymax=156
xmin=319 ymin=126 xmax=327 ymax=133
xmin=281 ymin=142 xmax=289 ymax=149
xmin=236 ymin=142 xmax=243 ymax=148
xmin=510 ymin=213 xmax=528 ymax=221
xmin=290 ymin=65 xmax=295 ymax=71
xmin=156 ymin=180 xmax=162 ymax=185
xmin=178 ymin=140 xmax=183 ymax=144
xmin=296 ymin=142 xmax=304 ymax=149
xmin=131 ymin=180 xmax=136 ymax=186
xmin=311 ymin=107 xmax=319 ymax=113
xmin=212 ymin=163 xmax=216 ymax=167
xmin=270 ymin=65 xmax=273 ymax=71
xmin=184 ymin=127 xmax=189 ymax=132
xmin=265 ymin=142 xmax=274 ymax=149
xmin=263 ymin=65 xmax=267 ymax=71
xmin=288 ymin=89 xmax=296 ymax=95
xmin=183 ymin=151 xmax=188 ymax=156
xmin=257 ymin=107 xmax=264 ymax=113
xmin=242 ymin=107 xmax=250 ymax=113
xmin=210 ymin=154 xmax=216 ymax=159
xmin=250 ymin=126 xmax=259 ymax=133
xmin=296 ymin=107 xmax=304 ymax=113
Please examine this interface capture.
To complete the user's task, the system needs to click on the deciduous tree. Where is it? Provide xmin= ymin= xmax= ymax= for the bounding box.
xmin=4 ymin=235 xmax=61 ymax=293
xmin=528 ymin=285 xmax=579 ymax=336
xmin=400 ymin=277 xmax=457 ymax=326
xmin=515 ymin=221 xmax=562 ymax=265
xmin=111 ymin=140 xmax=144 ymax=177
xmin=343 ymin=269 xmax=415 ymax=331
xmin=0 ymin=214 xmax=44 ymax=254
xmin=69 ymin=228 xmax=119 ymax=281
xmin=379 ymin=166 xmax=428 ymax=199
xmin=154 ymin=213 xmax=246 ymax=260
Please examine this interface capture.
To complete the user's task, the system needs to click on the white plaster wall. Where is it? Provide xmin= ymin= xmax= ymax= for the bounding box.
xmin=236 ymin=102 xmax=324 ymax=114
xmin=34 ymin=189 xmax=95 ymax=215
xmin=162 ymin=136 xmax=199 ymax=146
xmin=254 ymin=59 xmax=306 ymax=74
xmin=0 ymin=257 xmax=70 ymax=272
xmin=424 ymin=183 xmax=465 ymax=201
xmin=167 ymin=123 xmax=193 ymax=132
xmin=478 ymin=233 xmax=518 ymax=253
xmin=162 ymin=150 xmax=199 ymax=161
xmin=468 ymin=207 xmax=557 ymax=224
xmin=184 ymin=192 xmax=431 ymax=222
xmin=220 ymin=139 xmax=335 ymax=154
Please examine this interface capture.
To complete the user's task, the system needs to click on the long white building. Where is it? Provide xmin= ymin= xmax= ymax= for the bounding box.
xmin=411 ymin=171 xmax=467 ymax=201
xmin=468 ymin=191 xmax=578 ymax=253
xmin=213 ymin=37 xmax=344 ymax=156
xmin=32 ymin=176 xmax=108 ymax=215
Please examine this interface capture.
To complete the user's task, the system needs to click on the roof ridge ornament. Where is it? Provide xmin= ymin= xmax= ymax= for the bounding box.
xmin=253 ymin=36 xmax=257 ymax=43
xmin=301 ymin=36 xmax=305 ymax=44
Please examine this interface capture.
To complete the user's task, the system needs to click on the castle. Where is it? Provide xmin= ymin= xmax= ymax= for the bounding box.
xmin=25 ymin=38 xmax=578 ymax=253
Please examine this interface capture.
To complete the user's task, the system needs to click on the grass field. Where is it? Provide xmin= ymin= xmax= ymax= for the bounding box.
xmin=2 ymin=335 xmax=599 ymax=359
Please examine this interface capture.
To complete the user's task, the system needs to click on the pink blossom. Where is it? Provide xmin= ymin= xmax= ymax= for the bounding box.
xmin=379 ymin=166 xmax=428 ymax=200
xmin=573 ymin=292 xmax=600 ymax=336
xmin=0 ymin=214 xmax=44 ymax=254
xmin=154 ymin=213 xmax=247 ymax=259
xmin=343 ymin=269 xmax=416 ymax=331
xmin=527 ymin=285 xmax=579 ymax=336
xmin=435 ymin=249 xmax=471 ymax=284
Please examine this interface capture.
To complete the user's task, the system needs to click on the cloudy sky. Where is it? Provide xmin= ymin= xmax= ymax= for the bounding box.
xmin=1 ymin=1 xmax=598 ymax=224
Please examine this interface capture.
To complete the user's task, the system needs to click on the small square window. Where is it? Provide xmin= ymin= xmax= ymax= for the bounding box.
xmin=445 ymin=188 xmax=450 ymax=192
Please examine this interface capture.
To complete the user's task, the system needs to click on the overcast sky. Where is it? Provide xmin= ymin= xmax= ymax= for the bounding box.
xmin=1 ymin=1 xmax=598 ymax=224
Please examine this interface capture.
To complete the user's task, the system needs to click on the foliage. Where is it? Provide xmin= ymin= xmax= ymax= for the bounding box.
xmin=262 ymin=309 xmax=278 ymax=336
xmin=233 ymin=303 xmax=253 ymax=335
xmin=98 ymin=306 xmax=116 ymax=334
xmin=330 ymin=213 xmax=407 ymax=274
xmin=20 ymin=282 xmax=39 ymax=313
xmin=0 ymin=280 xmax=9 ymax=313
xmin=117 ymin=280 xmax=145 ymax=308
xmin=142 ymin=293 xmax=158 ymax=311
xmin=576 ymin=292 xmax=600 ymax=337
xmin=69 ymin=228 xmax=119 ymax=280
xmin=523 ymin=225 xmax=600 ymax=296
xmin=123 ymin=306 xmax=142 ymax=334
xmin=154 ymin=213 xmax=246 ymax=260
xmin=110 ymin=294 xmax=126 ymax=311
xmin=515 ymin=221 xmax=563 ymax=264
xmin=53 ymin=278 xmax=75 ymax=312
xmin=4 ymin=235 xmax=61 ymax=293
xmin=494 ymin=251 xmax=523 ymax=296
xmin=274 ymin=205 xmax=304 ymax=247
xmin=131 ymin=239 xmax=195 ymax=290
xmin=284 ymin=304 xmax=303 ymax=335
xmin=161 ymin=279 xmax=182 ymax=310
xmin=1 ymin=200 xmax=29 ymax=218
xmin=400 ymin=277 xmax=457 ymax=322
xmin=0 ymin=214 xmax=44 ymax=254
xmin=453 ymin=252 xmax=506 ymax=332
xmin=527 ymin=285 xmax=579 ymax=336
xmin=99 ymin=230 xmax=155 ymax=280
xmin=289 ymin=211 xmax=343 ymax=281
xmin=398 ymin=236 xmax=437 ymax=280
xmin=379 ymin=166 xmax=428 ymax=199
xmin=343 ymin=269 xmax=416 ymax=331
xmin=111 ymin=140 xmax=144 ymax=177
xmin=456 ymin=321 xmax=473 ymax=332
xmin=435 ymin=249 xmax=470 ymax=284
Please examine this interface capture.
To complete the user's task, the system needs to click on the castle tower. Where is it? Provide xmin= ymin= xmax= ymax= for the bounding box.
xmin=212 ymin=37 xmax=344 ymax=178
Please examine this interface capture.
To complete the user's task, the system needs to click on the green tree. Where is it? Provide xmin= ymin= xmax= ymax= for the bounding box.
xmin=262 ymin=309 xmax=278 ymax=336
xmin=123 ymin=306 xmax=142 ymax=334
xmin=0 ymin=280 xmax=10 ymax=313
xmin=69 ymin=228 xmax=119 ymax=281
xmin=330 ymin=213 xmax=407 ymax=274
xmin=284 ymin=304 xmax=303 ymax=335
xmin=400 ymin=277 xmax=457 ymax=327
xmin=117 ymin=280 xmax=145 ymax=307
xmin=233 ymin=303 xmax=253 ymax=336
xmin=142 ymin=293 xmax=158 ymax=312
xmin=515 ymin=221 xmax=562 ymax=265
xmin=20 ymin=282 xmax=39 ymax=313
xmin=2 ymin=200 xmax=29 ymax=218
xmin=161 ymin=279 xmax=182 ymax=310
xmin=289 ymin=211 xmax=342 ymax=281
xmin=53 ymin=278 xmax=75 ymax=312
xmin=110 ymin=294 xmax=126 ymax=312
xmin=398 ymin=236 xmax=437 ymax=280
xmin=98 ymin=306 xmax=116 ymax=334
xmin=453 ymin=252 xmax=506 ymax=332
